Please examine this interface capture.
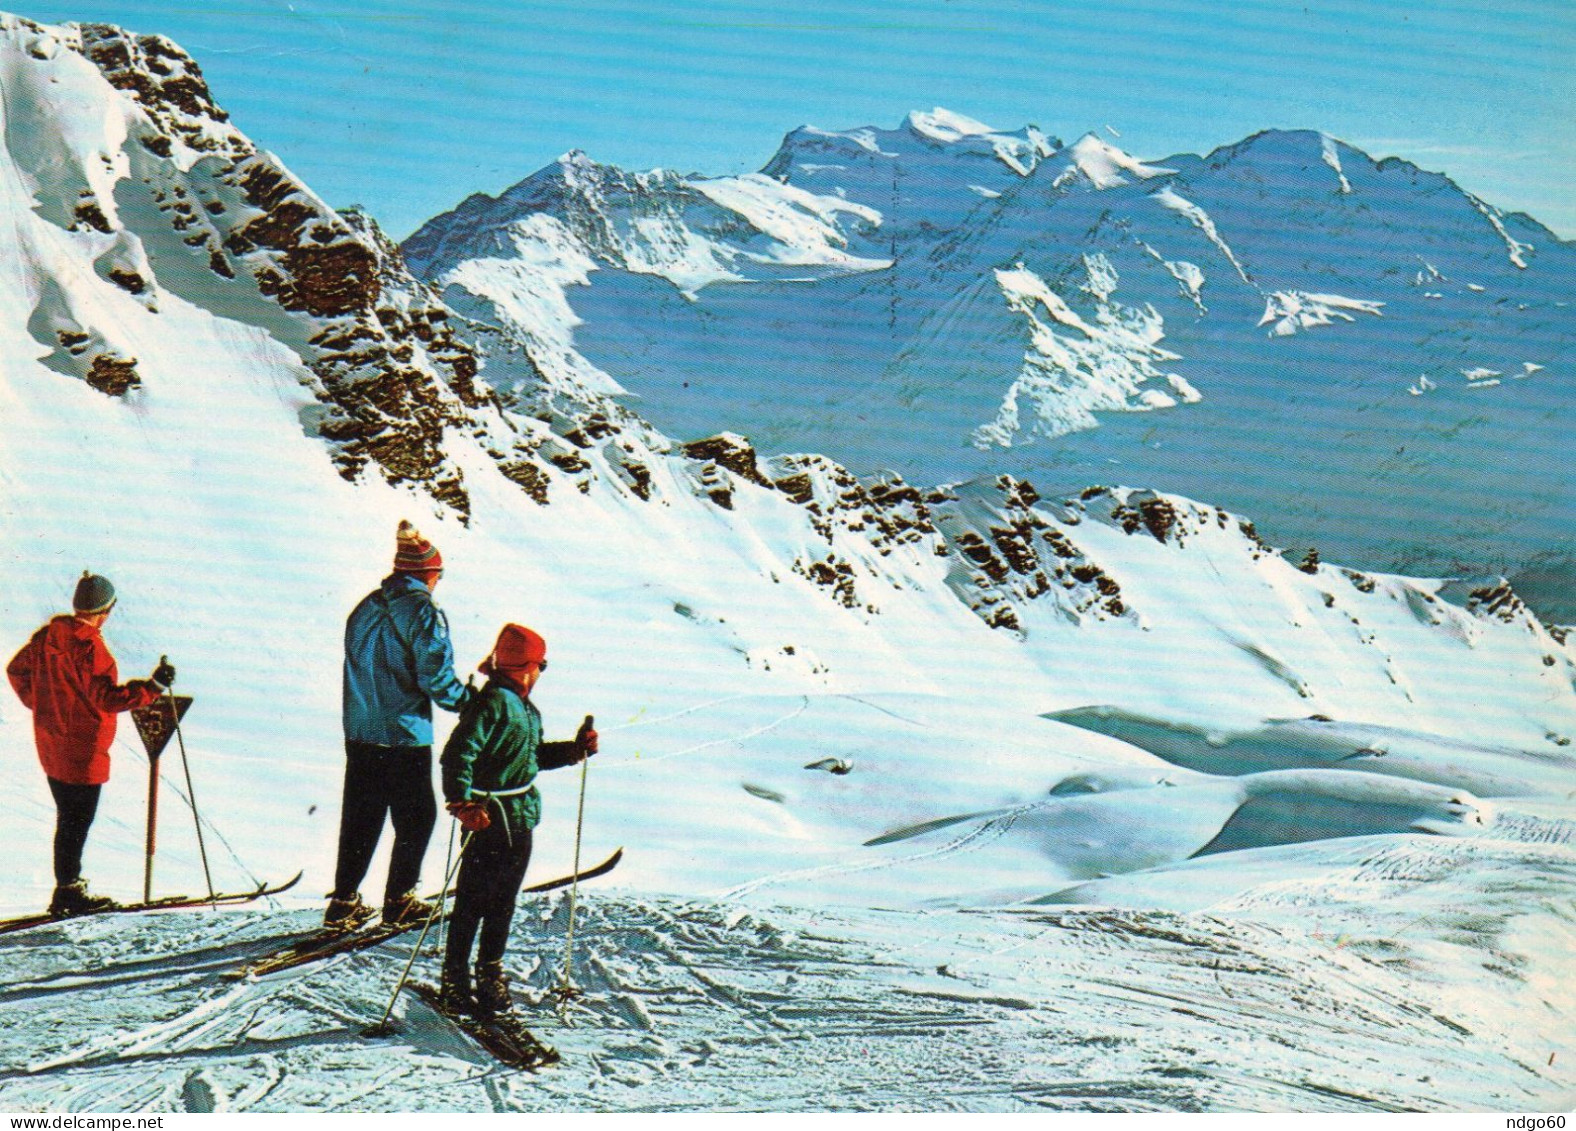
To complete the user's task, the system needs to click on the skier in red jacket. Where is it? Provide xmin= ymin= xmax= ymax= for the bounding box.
xmin=7 ymin=573 xmax=174 ymax=916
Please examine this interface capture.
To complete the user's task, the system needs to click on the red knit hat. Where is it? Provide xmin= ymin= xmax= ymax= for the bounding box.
xmin=480 ymin=624 xmax=547 ymax=675
xmin=393 ymin=520 xmax=443 ymax=573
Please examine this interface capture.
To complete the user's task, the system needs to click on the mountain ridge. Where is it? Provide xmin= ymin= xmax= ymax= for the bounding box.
xmin=399 ymin=105 xmax=1575 ymax=616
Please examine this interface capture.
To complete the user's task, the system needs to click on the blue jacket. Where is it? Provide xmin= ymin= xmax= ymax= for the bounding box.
xmin=342 ymin=573 xmax=471 ymax=746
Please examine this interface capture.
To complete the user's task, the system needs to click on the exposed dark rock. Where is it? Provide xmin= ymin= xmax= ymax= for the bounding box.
xmin=1467 ymin=580 xmax=1528 ymax=625
xmin=1343 ymin=569 xmax=1377 ymax=594
xmin=683 ymin=433 xmax=772 ymax=487
xmin=85 ymin=353 xmax=140 ymax=396
xmin=106 ymin=268 xmax=146 ymax=294
xmin=75 ymin=25 xmax=241 ymax=156
xmin=990 ymin=524 xmax=1040 ymax=575
xmin=987 ymin=604 xmax=1023 ymax=632
xmin=548 ymin=451 xmax=591 ymax=474
xmin=73 ymin=198 xmax=111 ymax=233
xmin=954 ymin=531 xmax=1009 ymax=583
xmin=774 ymin=471 xmax=815 ymax=505
xmin=795 ymin=555 xmax=859 ymax=608
xmin=499 ymin=459 xmax=551 ymax=505
xmin=1137 ymin=496 xmax=1180 ymax=544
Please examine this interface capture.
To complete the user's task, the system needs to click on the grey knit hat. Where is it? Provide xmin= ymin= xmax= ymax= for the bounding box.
xmin=72 ymin=572 xmax=116 ymax=615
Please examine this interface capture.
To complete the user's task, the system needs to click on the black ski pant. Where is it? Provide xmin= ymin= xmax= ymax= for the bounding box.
xmin=331 ymin=741 xmax=436 ymax=903
xmin=47 ymin=778 xmax=101 ymax=886
xmin=444 ymin=821 xmax=533 ymax=973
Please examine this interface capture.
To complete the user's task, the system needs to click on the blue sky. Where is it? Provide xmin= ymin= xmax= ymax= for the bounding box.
xmin=18 ymin=0 xmax=1574 ymax=241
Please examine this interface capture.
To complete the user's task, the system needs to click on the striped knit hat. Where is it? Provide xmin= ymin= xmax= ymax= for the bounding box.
xmin=73 ymin=571 xmax=117 ymax=614
xmin=393 ymin=521 xmax=443 ymax=573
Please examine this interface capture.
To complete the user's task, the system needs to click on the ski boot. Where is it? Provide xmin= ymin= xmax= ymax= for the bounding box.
xmin=48 ymin=880 xmax=118 ymax=918
xmin=474 ymin=961 xmax=559 ymax=1066
xmin=472 ymin=959 xmax=515 ymax=1020
xmin=381 ymin=889 xmax=436 ymax=928
xmin=323 ymin=892 xmax=375 ymax=931
xmin=438 ymin=958 xmax=474 ymax=1015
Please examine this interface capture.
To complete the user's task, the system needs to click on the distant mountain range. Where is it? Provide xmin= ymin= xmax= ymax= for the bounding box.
xmin=404 ymin=108 xmax=1576 ymax=618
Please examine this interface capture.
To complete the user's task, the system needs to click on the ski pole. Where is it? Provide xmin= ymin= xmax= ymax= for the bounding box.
xmin=365 ymin=828 xmax=472 ymax=1037
xmin=553 ymin=715 xmax=594 ymax=1010
xmin=438 ymin=815 xmax=456 ymax=960
xmin=165 ymin=663 xmax=216 ymax=907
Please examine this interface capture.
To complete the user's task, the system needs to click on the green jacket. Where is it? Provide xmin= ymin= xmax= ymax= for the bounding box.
xmin=440 ymin=679 xmax=581 ymax=838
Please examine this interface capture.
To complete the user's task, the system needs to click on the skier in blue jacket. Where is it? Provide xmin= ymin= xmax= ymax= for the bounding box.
xmin=327 ymin=521 xmax=473 ymax=929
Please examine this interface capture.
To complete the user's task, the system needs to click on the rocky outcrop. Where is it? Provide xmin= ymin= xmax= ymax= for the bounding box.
xmin=74 ymin=23 xmax=245 ymax=157
xmin=85 ymin=353 xmax=140 ymax=397
xmin=48 ymin=23 xmax=504 ymax=518
xmin=684 ymin=434 xmax=773 ymax=488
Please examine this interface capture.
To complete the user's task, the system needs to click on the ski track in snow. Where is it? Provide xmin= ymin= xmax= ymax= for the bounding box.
xmin=0 ymin=861 xmax=1570 ymax=1113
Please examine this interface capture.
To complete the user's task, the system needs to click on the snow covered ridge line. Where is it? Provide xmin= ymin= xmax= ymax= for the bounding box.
xmin=0 ymin=13 xmax=506 ymax=515
xmin=0 ymin=10 xmax=693 ymax=530
xmin=403 ymin=148 xmax=893 ymax=299
xmin=651 ymin=434 xmax=1576 ymax=682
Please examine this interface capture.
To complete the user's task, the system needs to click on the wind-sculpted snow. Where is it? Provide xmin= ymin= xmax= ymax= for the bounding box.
xmin=1049 ymin=708 xmax=1576 ymax=799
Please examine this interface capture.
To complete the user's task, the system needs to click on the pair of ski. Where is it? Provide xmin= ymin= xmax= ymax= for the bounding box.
xmin=236 ymin=848 xmax=623 ymax=1072
xmin=0 ymin=872 xmax=306 ymax=936
xmin=239 ymin=905 xmax=560 ymax=1070
xmin=229 ymin=848 xmax=621 ymax=979
xmin=0 ymin=850 xmax=620 ymax=1070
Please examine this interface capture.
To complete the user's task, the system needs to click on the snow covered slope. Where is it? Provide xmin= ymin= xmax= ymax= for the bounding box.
xmin=1 ymin=13 xmax=1573 ymax=1112
xmin=405 ymin=112 xmax=1576 ymax=620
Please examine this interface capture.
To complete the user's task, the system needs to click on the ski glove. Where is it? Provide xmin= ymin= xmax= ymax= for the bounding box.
xmin=576 ymin=715 xmax=598 ymax=759
xmin=152 ymin=656 xmax=176 ymax=689
xmin=447 ymin=800 xmax=491 ymax=832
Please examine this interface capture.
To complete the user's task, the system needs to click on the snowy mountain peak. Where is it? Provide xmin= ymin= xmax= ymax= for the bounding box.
xmin=763 ymin=110 xmax=1060 ymax=185
xmin=1052 ymin=133 xmax=1178 ymax=190
xmin=905 ymin=106 xmax=1002 ymax=140
xmin=0 ymin=15 xmax=504 ymax=517
xmin=902 ymin=107 xmax=1058 ymax=170
xmin=1201 ymin=127 xmax=1364 ymax=192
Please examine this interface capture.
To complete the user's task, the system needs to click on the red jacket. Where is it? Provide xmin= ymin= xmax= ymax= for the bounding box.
xmin=6 ymin=616 xmax=161 ymax=786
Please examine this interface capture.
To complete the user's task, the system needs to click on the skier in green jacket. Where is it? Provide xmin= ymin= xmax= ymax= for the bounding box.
xmin=439 ymin=623 xmax=596 ymax=1020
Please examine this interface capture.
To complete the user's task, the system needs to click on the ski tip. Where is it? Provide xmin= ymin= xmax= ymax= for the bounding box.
xmin=268 ymin=871 xmax=306 ymax=895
